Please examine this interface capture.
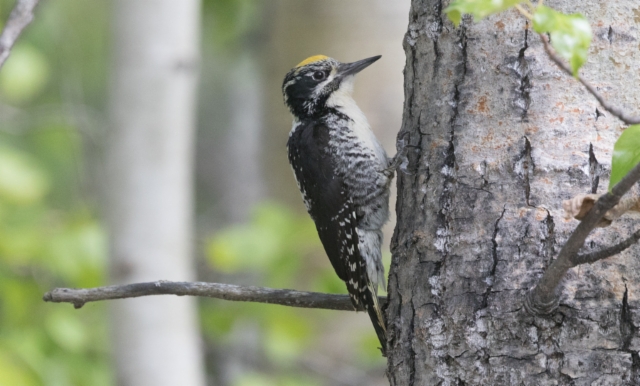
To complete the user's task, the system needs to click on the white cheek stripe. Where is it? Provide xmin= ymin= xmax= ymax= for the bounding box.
xmin=312 ymin=74 xmax=336 ymax=96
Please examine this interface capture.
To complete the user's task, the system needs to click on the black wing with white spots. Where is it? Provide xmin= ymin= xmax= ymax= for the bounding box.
xmin=287 ymin=121 xmax=387 ymax=354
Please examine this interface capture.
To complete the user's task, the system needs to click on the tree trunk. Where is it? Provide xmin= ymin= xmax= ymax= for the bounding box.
xmin=107 ymin=1 xmax=206 ymax=385
xmin=387 ymin=1 xmax=640 ymax=384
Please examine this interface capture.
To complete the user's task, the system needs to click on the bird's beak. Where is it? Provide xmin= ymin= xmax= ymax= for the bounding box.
xmin=336 ymin=55 xmax=381 ymax=78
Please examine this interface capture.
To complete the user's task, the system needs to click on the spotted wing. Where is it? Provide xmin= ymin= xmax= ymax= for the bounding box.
xmin=287 ymin=121 xmax=387 ymax=353
xmin=287 ymin=121 xmax=357 ymax=284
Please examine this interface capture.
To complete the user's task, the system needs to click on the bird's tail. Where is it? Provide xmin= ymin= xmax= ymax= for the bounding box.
xmin=364 ymin=282 xmax=387 ymax=356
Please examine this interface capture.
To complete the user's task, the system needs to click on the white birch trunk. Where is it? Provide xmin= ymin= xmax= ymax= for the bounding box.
xmin=107 ymin=1 xmax=206 ymax=385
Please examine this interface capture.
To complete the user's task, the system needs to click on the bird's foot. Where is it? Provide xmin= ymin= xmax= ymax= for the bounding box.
xmin=382 ymin=131 xmax=411 ymax=176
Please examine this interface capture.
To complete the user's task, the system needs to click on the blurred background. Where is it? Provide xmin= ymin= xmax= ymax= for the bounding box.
xmin=0 ymin=1 xmax=408 ymax=385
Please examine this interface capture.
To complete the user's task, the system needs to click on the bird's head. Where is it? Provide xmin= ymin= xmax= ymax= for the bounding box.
xmin=282 ymin=55 xmax=381 ymax=120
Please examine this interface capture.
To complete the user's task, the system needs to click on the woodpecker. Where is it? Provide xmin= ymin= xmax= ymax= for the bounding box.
xmin=283 ymin=55 xmax=393 ymax=355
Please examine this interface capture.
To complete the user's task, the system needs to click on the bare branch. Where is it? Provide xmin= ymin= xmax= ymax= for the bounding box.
xmin=539 ymin=33 xmax=640 ymax=125
xmin=43 ymin=280 xmax=386 ymax=312
xmin=573 ymin=229 xmax=640 ymax=265
xmin=525 ymin=161 xmax=640 ymax=315
xmin=0 ymin=0 xmax=41 ymax=69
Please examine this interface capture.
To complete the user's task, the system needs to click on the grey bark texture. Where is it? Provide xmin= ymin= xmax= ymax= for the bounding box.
xmin=386 ymin=1 xmax=640 ymax=385
xmin=107 ymin=1 xmax=205 ymax=385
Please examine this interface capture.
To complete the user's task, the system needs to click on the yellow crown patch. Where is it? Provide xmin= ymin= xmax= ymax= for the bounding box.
xmin=296 ymin=55 xmax=329 ymax=68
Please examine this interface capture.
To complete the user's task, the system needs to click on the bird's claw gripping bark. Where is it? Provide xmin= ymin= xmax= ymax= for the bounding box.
xmin=382 ymin=131 xmax=411 ymax=176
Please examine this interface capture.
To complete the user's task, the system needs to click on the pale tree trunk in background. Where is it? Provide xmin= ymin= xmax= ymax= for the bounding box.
xmin=216 ymin=53 xmax=266 ymax=383
xmin=195 ymin=5 xmax=268 ymax=380
xmin=387 ymin=0 xmax=640 ymax=384
xmin=221 ymin=52 xmax=265 ymax=223
xmin=196 ymin=49 xmax=266 ymax=227
xmin=198 ymin=50 xmax=265 ymax=385
xmin=107 ymin=1 xmax=206 ymax=386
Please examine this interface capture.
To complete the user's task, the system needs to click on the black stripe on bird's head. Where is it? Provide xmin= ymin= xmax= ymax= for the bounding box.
xmin=282 ymin=55 xmax=381 ymax=120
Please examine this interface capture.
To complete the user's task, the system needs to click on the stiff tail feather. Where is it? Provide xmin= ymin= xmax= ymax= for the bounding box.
xmin=364 ymin=282 xmax=387 ymax=356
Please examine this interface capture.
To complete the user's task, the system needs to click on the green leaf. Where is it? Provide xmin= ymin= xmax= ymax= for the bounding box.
xmin=533 ymin=6 xmax=591 ymax=76
xmin=609 ymin=125 xmax=640 ymax=190
xmin=444 ymin=0 xmax=524 ymax=27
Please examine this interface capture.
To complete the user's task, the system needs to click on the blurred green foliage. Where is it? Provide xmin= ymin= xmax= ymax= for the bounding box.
xmin=0 ymin=137 xmax=110 ymax=385
xmin=0 ymin=0 xmax=387 ymax=384
xmin=0 ymin=44 xmax=50 ymax=104
xmin=0 ymin=1 xmax=111 ymax=385
xmin=204 ymin=0 xmax=262 ymax=50
xmin=235 ymin=373 xmax=321 ymax=386
xmin=204 ymin=203 xmax=388 ymax=384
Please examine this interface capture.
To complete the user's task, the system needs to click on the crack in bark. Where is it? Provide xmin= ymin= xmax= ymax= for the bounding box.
xmin=431 ymin=0 xmax=443 ymax=77
xmin=408 ymin=300 xmax=417 ymax=386
xmin=621 ymin=284 xmax=636 ymax=350
xmin=588 ymin=143 xmax=601 ymax=194
xmin=552 ymin=352 xmax=576 ymax=384
xmin=434 ymin=0 xmax=443 ymax=34
xmin=436 ymin=24 xmax=467 ymax=258
xmin=481 ymin=207 xmax=506 ymax=309
xmin=404 ymin=9 xmax=418 ymax=120
xmin=514 ymin=23 xmax=531 ymax=121
xmin=543 ymin=209 xmax=556 ymax=266
xmin=421 ymin=21 xmax=468 ymax=385
xmin=387 ymin=264 xmax=404 ymax=385
xmin=620 ymin=284 xmax=639 ymax=383
xmin=480 ymin=160 xmax=488 ymax=188
xmin=458 ymin=24 xmax=468 ymax=78
xmin=632 ymin=353 xmax=640 ymax=385
xmin=515 ymin=136 xmax=534 ymax=206
xmin=407 ymin=42 xmax=417 ymax=117
xmin=436 ymin=141 xmax=456 ymax=256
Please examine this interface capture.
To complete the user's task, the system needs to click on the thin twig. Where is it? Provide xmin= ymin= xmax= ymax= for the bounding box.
xmin=525 ymin=161 xmax=640 ymax=315
xmin=539 ymin=33 xmax=640 ymax=125
xmin=573 ymin=229 xmax=640 ymax=265
xmin=0 ymin=0 xmax=41 ymax=69
xmin=43 ymin=280 xmax=385 ymax=311
xmin=514 ymin=4 xmax=533 ymax=20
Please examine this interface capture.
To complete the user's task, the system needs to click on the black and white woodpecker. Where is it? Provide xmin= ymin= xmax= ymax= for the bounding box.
xmin=282 ymin=55 xmax=394 ymax=355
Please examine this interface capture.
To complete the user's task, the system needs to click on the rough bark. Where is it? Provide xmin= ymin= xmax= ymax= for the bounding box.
xmin=387 ymin=1 xmax=640 ymax=385
xmin=107 ymin=1 xmax=205 ymax=385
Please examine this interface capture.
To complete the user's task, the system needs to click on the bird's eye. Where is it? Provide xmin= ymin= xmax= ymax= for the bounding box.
xmin=312 ymin=71 xmax=326 ymax=81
